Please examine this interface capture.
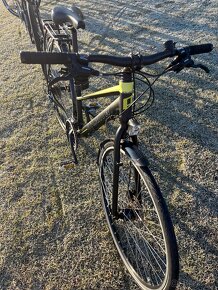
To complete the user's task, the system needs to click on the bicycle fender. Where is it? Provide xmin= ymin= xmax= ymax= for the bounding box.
xmin=122 ymin=141 xmax=149 ymax=167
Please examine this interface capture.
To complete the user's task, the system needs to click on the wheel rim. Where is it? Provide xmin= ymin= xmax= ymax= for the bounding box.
xmin=100 ymin=146 xmax=169 ymax=289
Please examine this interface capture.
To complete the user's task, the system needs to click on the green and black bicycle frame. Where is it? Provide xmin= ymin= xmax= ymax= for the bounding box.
xmin=75 ymin=69 xmax=134 ymax=136
xmin=76 ymin=69 xmax=140 ymax=218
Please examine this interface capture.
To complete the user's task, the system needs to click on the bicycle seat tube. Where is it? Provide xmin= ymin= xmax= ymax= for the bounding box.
xmin=112 ymin=69 xmax=134 ymax=218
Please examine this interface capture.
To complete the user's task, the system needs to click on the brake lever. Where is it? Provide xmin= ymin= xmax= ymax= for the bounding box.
xmin=168 ymin=57 xmax=210 ymax=74
xmin=168 ymin=57 xmax=194 ymax=73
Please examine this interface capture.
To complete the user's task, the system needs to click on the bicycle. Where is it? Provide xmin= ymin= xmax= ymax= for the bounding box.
xmin=19 ymin=5 xmax=213 ymax=290
xmin=2 ymin=0 xmax=43 ymax=51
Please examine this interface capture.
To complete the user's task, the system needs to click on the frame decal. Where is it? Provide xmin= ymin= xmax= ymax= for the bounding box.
xmin=123 ymin=95 xmax=133 ymax=110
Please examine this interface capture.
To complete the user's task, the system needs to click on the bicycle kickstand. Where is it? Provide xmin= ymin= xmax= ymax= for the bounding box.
xmin=60 ymin=128 xmax=78 ymax=170
xmin=68 ymin=128 xmax=78 ymax=165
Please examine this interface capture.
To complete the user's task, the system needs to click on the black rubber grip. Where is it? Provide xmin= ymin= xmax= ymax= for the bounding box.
xmin=20 ymin=51 xmax=72 ymax=64
xmin=187 ymin=43 xmax=213 ymax=55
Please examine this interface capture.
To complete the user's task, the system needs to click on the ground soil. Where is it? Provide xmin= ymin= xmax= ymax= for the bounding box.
xmin=0 ymin=1 xmax=217 ymax=289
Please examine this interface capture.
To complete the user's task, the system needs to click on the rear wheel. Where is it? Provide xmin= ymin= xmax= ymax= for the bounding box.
xmin=44 ymin=34 xmax=76 ymax=131
xmin=27 ymin=2 xmax=43 ymax=51
xmin=98 ymin=140 xmax=179 ymax=290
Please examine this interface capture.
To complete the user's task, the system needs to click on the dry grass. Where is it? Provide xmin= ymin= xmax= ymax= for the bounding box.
xmin=0 ymin=1 xmax=217 ymax=289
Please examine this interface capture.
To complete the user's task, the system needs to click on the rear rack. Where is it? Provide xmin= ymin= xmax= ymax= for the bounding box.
xmin=43 ymin=19 xmax=73 ymax=45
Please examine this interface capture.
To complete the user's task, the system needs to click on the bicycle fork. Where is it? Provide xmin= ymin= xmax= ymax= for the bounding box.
xmin=112 ymin=70 xmax=135 ymax=218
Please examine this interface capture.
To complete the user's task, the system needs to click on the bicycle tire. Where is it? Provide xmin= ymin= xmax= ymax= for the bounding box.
xmin=44 ymin=35 xmax=75 ymax=131
xmin=27 ymin=2 xmax=43 ymax=51
xmin=2 ymin=0 xmax=19 ymax=17
xmin=98 ymin=140 xmax=179 ymax=290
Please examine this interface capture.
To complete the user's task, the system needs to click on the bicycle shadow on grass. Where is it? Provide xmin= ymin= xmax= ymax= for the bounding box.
xmin=177 ymin=272 xmax=213 ymax=290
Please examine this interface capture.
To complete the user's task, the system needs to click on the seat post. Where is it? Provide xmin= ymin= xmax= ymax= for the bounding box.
xmin=71 ymin=27 xmax=78 ymax=53
xmin=70 ymin=27 xmax=83 ymax=128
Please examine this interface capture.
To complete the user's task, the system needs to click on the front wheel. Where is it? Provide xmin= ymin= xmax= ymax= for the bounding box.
xmin=98 ymin=140 xmax=179 ymax=290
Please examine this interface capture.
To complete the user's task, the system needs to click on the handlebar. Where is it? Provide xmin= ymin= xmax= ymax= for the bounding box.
xmin=20 ymin=41 xmax=213 ymax=68
xmin=20 ymin=49 xmax=174 ymax=66
xmin=87 ymin=50 xmax=173 ymax=66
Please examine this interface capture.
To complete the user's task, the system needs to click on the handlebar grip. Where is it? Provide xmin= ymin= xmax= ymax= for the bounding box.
xmin=20 ymin=51 xmax=72 ymax=64
xmin=187 ymin=43 xmax=213 ymax=55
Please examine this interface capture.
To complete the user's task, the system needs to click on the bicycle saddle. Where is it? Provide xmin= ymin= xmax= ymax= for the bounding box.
xmin=51 ymin=6 xmax=85 ymax=29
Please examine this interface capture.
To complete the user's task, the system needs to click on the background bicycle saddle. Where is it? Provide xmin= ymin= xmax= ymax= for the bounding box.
xmin=0 ymin=0 xmax=217 ymax=289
